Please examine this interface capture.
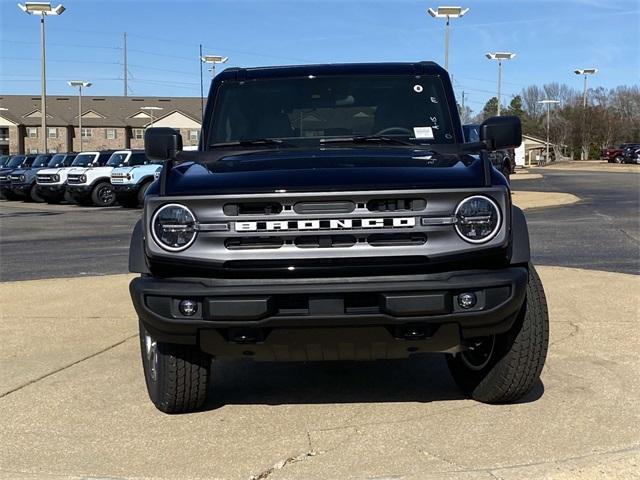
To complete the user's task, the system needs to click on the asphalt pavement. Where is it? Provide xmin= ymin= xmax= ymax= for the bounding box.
xmin=518 ymin=169 xmax=640 ymax=274
xmin=1 ymin=168 xmax=638 ymax=280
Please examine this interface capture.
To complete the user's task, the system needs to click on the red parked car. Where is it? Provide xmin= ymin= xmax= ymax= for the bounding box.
xmin=602 ymin=144 xmax=636 ymax=163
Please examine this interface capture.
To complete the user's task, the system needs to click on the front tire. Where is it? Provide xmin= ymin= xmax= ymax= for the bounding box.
xmin=615 ymin=156 xmax=624 ymax=164
xmin=91 ymin=182 xmax=116 ymax=207
xmin=501 ymin=160 xmax=511 ymax=182
xmin=446 ymin=264 xmax=549 ymax=403
xmin=139 ymin=321 xmax=212 ymax=414
xmin=29 ymin=184 xmax=45 ymax=203
xmin=137 ymin=180 xmax=152 ymax=206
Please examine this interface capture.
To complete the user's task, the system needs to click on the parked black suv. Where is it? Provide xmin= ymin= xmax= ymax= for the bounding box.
xmin=463 ymin=124 xmax=515 ymax=180
xmin=129 ymin=62 xmax=549 ymax=413
xmin=0 ymin=154 xmax=37 ymax=200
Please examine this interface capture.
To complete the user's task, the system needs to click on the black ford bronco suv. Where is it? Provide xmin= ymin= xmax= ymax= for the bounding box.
xmin=129 ymin=62 xmax=549 ymax=413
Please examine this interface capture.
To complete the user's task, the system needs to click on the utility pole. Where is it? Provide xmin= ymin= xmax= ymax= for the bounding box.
xmin=19 ymin=2 xmax=66 ymax=153
xmin=538 ymin=99 xmax=560 ymax=164
xmin=123 ymin=32 xmax=128 ymax=96
xmin=574 ymin=68 xmax=597 ymax=160
xmin=486 ymin=52 xmax=515 ymax=116
xmin=199 ymin=44 xmax=204 ymax=121
xmin=427 ymin=6 xmax=469 ymax=72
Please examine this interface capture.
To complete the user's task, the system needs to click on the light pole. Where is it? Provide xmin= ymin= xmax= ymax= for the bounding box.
xmin=538 ymin=99 xmax=560 ymax=164
xmin=200 ymin=55 xmax=228 ymax=78
xmin=141 ymin=106 xmax=163 ymax=128
xmin=574 ymin=68 xmax=597 ymax=160
xmin=485 ymin=52 xmax=515 ymax=116
xmin=68 ymin=81 xmax=91 ymax=152
xmin=18 ymin=2 xmax=66 ymax=153
xmin=427 ymin=6 xmax=469 ymax=72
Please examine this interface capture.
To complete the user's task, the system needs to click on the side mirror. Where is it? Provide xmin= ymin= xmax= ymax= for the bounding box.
xmin=480 ymin=116 xmax=522 ymax=150
xmin=145 ymin=127 xmax=183 ymax=161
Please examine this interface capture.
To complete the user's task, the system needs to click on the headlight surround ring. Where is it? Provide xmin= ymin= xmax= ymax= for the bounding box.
xmin=151 ymin=203 xmax=198 ymax=252
xmin=52 ymin=174 xmax=60 ymax=182
xmin=79 ymin=174 xmax=87 ymax=183
xmin=19 ymin=175 xmax=26 ymax=182
xmin=454 ymin=195 xmax=502 ymax=244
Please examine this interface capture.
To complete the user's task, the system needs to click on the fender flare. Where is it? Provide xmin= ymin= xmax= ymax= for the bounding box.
xmin=129 ymin=219 xmax=150 ymax=274
xmin=510 ymin=205 xmax=530 ymax=265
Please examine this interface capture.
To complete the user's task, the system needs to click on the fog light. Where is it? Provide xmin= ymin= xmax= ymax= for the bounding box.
xmin=179 ymin=299 xmax=198 ymax=316
xmin=458 ymin=292 xmax=477 ymax=309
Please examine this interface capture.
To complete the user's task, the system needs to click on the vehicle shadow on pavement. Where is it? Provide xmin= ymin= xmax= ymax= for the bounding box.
xmin=202 ymin=354 xmax=544 ymax=409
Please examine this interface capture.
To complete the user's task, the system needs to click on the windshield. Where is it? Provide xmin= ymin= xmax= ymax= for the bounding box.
xmin=209 ymin=74 xmax=455 ymax=148
xmin=48 ymin=154 xmax=66 ymax=167
xmin=72 ymin=153 xmax=97 ymax=167
xmin=128 ymin=152 xmax=149 ymax=166
xmin=7 ymin=156 xmax=25 ymax=168
xmin=0 ymin=156 xmax=9 ymax=167
xmin=32 ymin=155 xmax=50 ymax=168
xmin=106 ymin=152 xmax=130 ymax=167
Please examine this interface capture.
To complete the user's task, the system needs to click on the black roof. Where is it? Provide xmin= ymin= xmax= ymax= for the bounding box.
xmin=218 ymin=61 xmax=446 ymax=81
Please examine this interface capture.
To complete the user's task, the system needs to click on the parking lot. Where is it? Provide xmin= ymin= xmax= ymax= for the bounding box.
xmin=0 ymin=165 xmax=638 ymax=480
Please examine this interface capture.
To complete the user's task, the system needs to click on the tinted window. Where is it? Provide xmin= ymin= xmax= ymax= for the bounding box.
xmin=209 ymin=74 xmax=455 ymax=147
xmin=128 ymin=152 xmax=149 ymax=166
xmin=23 ymin=156 xmax=36 ymax=167
xmin=98 ymin=152 xmax=114 ymax=165
xmin=47 ymin=154 xmax=66 ymax=167
xmin=33 ymin=155 xmax=51 ymax=168
xmin=0 ymin=156 xmax=9 ymax=167
xmin=63 ymin=154 xmax=76 ymax=166
xmin=7 ymin=156 xmax=25 ymax=167
xmin=463 ymin=125 xmax=480 ymax=143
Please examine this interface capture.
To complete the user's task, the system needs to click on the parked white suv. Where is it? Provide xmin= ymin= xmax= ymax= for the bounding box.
xmin=65 ymin=150 xmax=126 ymax=206
xmin=35 ymin=153 xmax=77 ymax=203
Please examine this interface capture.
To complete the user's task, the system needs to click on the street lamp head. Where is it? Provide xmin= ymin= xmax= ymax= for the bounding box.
xmin=428 ymin=6 xmax=469 ymax=17
xmin=68 ymin=80 xmax=91 ymax=88
xmin=17 ymin=2 xmax=65 ymax=15
xmin=200 ymin=55 xmax=228 ymax=64
xmin=574 ymin=68 xmax=597 ymax=75
xmin=486 ymin=52 xmax=516 ymax=61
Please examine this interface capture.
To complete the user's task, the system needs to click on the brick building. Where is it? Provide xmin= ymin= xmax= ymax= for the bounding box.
xmin=0 ymin=95 xmax=203 ymax=155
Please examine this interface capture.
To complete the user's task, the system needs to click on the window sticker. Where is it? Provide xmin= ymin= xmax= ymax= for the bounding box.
xmin=413 ymin=126 xmax=434 ymax=139
xmin=413 ymin=85 xmax=423 ymax=93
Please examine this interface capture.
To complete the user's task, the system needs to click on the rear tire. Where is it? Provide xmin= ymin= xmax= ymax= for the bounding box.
xmin=139 ymin=320 xmax=211 ymax=414
xmin=446 ymin=264 xmax=549 ymax=403
xmin=91 ymin=181 xmax=116 ymax=207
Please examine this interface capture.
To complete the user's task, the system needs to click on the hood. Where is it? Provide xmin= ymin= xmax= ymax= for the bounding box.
xmin=39 ymin=167 xmax=73 ymax=175
xmin=154 ymin=147 xmax=502 ymax=196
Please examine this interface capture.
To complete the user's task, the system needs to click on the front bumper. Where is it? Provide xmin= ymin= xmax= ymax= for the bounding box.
xmin=66 ymin=184 xmax=92 ymax=199
xmin=10 ymin=183 xmax=32 ymax=195
xmin=112 ymin=184 xmax=140 ymax=197
xmin=36 ymin=183 xmax=66 ymax=198
xmin=131 ymin=267 xmax=528 ymax=360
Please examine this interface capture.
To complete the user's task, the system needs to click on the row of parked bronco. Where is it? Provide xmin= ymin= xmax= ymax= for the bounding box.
xmin=0 ymin=150 xmax=162 ymax=207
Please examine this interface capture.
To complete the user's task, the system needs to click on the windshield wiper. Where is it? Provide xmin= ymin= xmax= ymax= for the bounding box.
xmin=320 ymin=135 xmax=416 ymax=146
xmin=210 ymin=138 xmax=293 ymax=148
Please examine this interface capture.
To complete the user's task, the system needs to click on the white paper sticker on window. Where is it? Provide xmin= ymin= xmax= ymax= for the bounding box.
xmin=413 ymin=126 xmax=434 ymax=139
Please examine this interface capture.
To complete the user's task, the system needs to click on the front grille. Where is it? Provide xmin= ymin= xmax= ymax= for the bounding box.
xmin=145 ymin=187 xmax=510 ymax=276
xmin=111 ymin=177 xmax=125 ymax=184
xmin=37 ymin=175 xmax=54 ymax=183
xmin=0 ymin=175 xmax=7 ymax=181
xmin=67 ymin=174 xmax=83 ymax=184
xmin=9 ymin=175 xmax=20 ymax=181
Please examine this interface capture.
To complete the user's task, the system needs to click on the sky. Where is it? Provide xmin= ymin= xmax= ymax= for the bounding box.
xmin=0 ymin=0 xmax=638 ymax=115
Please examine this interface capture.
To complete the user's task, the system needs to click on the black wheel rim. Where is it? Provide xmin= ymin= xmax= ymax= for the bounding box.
xmin=97 ymin=186 xmax=114 ymax=205
xmin=460 ymin=336 xmax=496 ymax=371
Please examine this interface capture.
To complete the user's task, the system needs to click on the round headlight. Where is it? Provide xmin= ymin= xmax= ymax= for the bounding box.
xmin=52 ymin=174 xmax=60 ymax=182
xmin=455 ymin=195 xmax=501 ymax=243
xmin=19 ymin=175 xmax=26 ymax=182
xmin=126 ymin=173 xmax=132 ymax=180
xmin=151 ymin=203 xmax=197 ymax=251
xmin=79 ymin=174 xmax=87 ymax=183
